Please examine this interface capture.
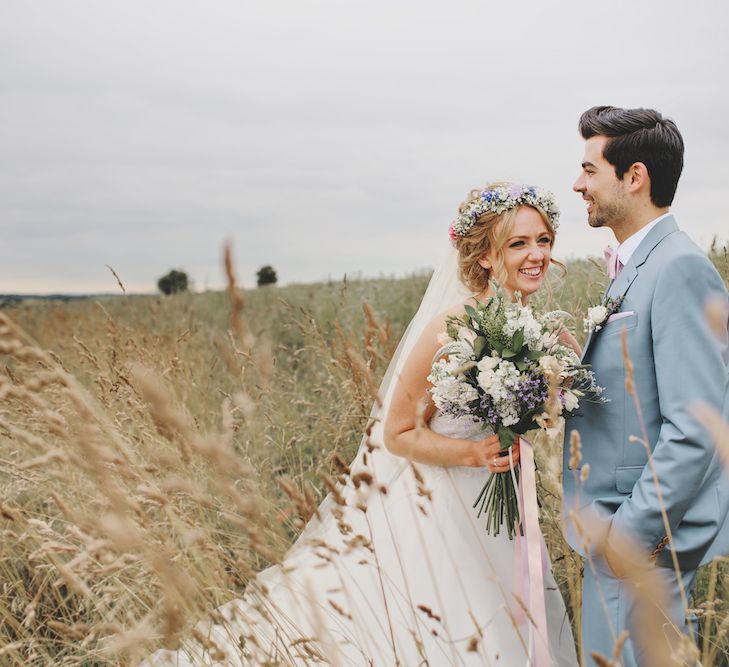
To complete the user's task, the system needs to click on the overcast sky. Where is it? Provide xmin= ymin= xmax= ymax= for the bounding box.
xmin=1 ymin=0 xmax=727 ymax=293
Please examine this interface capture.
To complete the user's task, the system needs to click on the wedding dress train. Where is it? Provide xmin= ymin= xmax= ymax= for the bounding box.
xmin=142 ymin=411 xmax=578 ymax=666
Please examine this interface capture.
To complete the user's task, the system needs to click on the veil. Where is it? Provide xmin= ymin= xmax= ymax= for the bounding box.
xmin=143 ymin=245 xmax=474 ymax=664
xmin=293 ymin=245 xmax=471 ymax=548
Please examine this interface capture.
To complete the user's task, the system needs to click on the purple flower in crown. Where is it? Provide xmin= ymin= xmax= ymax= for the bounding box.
xmin=508 ymin=184 xmax=522 ymax=197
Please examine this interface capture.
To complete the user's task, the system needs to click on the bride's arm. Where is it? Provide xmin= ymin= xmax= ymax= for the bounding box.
xmin=383 ymin=314 xmax=519 ymax=471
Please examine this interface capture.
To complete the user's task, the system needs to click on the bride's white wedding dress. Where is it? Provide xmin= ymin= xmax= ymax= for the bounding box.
xmin=142 ymin=248 xmax=577 ymax=666
xmin=143 ymin=410 xmax=577 ymax=666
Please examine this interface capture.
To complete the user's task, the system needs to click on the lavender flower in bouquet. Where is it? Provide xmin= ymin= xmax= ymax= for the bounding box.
xmin=427 ymin=288 xmax=603 ymax=538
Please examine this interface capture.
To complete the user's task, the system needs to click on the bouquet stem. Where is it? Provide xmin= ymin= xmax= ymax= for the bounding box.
xmin=473 ymin=465 xmax=521 ymax=539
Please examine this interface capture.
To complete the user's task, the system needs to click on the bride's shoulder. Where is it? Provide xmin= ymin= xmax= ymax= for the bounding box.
xmin=403 ymin=298 xmax=479 ymax=368
xmin=431 ymin=297 xmax=479 ymax=327
xmin=421 ymin=297 xmax=478 ymax=339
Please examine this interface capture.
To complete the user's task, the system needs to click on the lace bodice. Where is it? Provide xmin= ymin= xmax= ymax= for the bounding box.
xmin=428 ymin=410 xmax=492 ymax=441
xmin=421 ymin=410 xmax=493 ymax=480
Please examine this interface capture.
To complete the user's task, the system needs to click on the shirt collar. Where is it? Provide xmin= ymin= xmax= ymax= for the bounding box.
xmin=616 ymin=212 xmax=672 ymax=266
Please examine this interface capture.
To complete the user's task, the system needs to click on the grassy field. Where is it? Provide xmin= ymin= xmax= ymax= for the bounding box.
xmin=1 ymin=246 xmax=728 ymax=665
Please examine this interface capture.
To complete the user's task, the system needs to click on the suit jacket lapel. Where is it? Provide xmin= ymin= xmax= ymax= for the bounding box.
xmin=606 ymin=216 xmax=678 ymax=298
xmin=581 ymin=216 xmax=679 ymax=361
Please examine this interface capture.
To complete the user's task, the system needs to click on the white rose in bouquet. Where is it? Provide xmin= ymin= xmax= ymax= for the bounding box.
xmin=477 ymin=355 xmax=499 ymax=372
xmin=477 ymin=369 xmax=495 ymax=392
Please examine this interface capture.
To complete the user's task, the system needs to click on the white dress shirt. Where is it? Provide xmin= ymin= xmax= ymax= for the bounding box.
xmin=616 ymin=212 xmax=671 ymax=267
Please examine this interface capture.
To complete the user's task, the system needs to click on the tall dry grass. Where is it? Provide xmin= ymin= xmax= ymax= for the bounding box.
xmin=0 ymin=245 xmax=727 ymax=665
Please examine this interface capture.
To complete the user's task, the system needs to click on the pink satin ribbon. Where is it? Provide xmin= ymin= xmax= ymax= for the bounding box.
xmin=511 ymin=436 xmax=551 ymax=666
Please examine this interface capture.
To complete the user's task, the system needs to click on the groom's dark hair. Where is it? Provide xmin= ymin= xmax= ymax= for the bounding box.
xmin=579 ymin=106 xmax=684 ymax=207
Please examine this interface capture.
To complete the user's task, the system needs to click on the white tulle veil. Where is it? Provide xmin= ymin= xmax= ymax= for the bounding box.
xmin=294 ymin=245 xmax=471 ymax=548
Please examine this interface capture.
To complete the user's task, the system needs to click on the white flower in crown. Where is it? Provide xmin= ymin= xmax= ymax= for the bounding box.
xmin=448 ymin=183 xmax=560 ymax=242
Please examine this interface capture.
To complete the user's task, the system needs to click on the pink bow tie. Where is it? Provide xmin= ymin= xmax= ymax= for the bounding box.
xmin=603 ymin=245 xmax=623 ymax=280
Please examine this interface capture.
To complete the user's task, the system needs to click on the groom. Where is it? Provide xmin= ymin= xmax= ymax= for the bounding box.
xmin=563 ymin=105 xmax=729 ymax=665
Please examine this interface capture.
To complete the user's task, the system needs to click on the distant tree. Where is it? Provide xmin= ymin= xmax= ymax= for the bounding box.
xmin=158 ymin=269 xmax=189 ymax=295
xmin=256 ymin=265 xmax=278 ymax=287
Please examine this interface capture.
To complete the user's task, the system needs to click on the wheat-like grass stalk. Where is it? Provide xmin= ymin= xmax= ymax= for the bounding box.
xmin=0 ymin=247 xmax=727 ymax=664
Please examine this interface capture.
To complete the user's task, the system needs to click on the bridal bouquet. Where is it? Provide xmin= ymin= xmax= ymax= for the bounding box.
xmin=427 ymin=290 xmax=603 ymax=538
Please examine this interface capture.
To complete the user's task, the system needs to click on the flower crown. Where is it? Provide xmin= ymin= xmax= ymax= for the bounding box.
xmin=448 ymin=183 xmax=560 ymax=242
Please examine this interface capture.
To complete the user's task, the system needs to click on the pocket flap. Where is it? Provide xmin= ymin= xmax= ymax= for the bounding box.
xmin=615 ymin=465 xmax=644 ymax=494
xmin=602 ymin=312 xmax=639 ymax=335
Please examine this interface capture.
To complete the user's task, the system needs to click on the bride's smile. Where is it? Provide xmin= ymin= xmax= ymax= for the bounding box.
xmin=478 ymin=205 xmax=554 ymax=300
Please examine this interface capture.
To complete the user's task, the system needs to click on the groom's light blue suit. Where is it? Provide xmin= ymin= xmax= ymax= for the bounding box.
xmin=563 ymin=215 xmax=729 ymax=665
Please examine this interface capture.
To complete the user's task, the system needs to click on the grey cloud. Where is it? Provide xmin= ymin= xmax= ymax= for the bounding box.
xmin=1 ymin=0 xmax=727 ymax=293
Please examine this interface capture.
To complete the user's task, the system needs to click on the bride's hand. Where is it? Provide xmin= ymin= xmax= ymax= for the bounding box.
xmin=473 ymin=435 xmax=520 ymax=472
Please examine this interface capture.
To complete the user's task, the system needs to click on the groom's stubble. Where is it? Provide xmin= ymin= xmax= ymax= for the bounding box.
xmin=587 ymin=184 xmax=630 ymax=232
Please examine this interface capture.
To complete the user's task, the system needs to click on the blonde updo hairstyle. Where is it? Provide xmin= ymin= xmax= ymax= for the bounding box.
xmin=453 ymin=182 xmax=561 ymax=294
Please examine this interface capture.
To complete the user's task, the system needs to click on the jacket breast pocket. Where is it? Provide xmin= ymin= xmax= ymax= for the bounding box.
xmin=601 ymin=312 xmax=639 ymax=336
xmin=615 ymin=465 xmax=644 ymax=494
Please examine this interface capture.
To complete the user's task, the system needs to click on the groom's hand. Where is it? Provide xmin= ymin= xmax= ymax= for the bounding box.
xmin=572 ymin=510 xmax=657 ymax=579
xmin=603 ymin=528 xmax=656 ymax=580
xmin=603 ymin=537 xmax=629 ymax=578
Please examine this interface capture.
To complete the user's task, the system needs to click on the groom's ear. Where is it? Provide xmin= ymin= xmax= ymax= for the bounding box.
xmin=625 ymin=161 xmax=650 ymax=194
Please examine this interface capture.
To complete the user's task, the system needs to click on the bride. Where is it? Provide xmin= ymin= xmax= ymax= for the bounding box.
xmin=142 ymin=182 xmax=579 ymax=666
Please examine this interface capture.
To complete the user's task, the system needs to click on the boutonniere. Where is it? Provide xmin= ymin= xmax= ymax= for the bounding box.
xmin=583 ymin=296 xmax=625 ymax=333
